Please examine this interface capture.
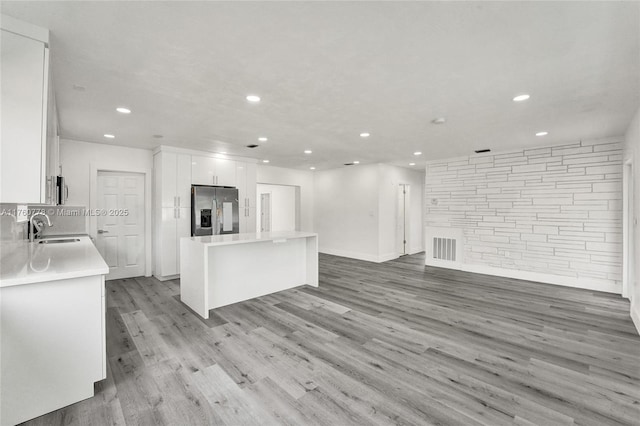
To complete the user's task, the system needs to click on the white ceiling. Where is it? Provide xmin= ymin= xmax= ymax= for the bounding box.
xmin=2 ymin=1 xmax=639 ymax=170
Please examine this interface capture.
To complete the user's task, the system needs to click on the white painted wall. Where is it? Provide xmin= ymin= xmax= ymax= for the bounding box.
xmin=256 ymin=184 xmax=296 ymax=232
xmin=256 ymin=165 xmax=314 ymax=232
xmin=425 ymin=138 xmax=624 ymax=293
xmin=59 ymin=139 xmax=153 ymax=276
xmin=314 ymin=164 xmax=380 ymax=261
xmin=378 ymin=164 xmax=424 ymax=259
xmin=314 ymin=163 xmax=424 ymax=262
xmin=624 ymin=108 xmax=640 ymax=333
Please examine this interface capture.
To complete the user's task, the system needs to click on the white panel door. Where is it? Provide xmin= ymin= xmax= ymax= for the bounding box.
xmin=97 ymin=171 xmax=145 ymax=280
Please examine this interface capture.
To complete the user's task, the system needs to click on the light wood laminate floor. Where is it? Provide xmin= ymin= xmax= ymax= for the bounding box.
xmin=22 ymin=253 xmax=640 ymax=425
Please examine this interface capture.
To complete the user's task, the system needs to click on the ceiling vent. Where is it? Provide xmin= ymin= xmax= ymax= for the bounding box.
xmin=474 ymin=149 xmax=491 ymax=154
xmin=344 ymin=162 xmax=354 ymax=166
xmin=246 ymin=144 xmax=259 ymax=148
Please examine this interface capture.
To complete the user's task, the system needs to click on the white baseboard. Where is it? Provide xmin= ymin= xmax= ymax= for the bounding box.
xmin=378 ymin=252 xmax=398 ymax=263
xmin=425 ymin=259 xmax=620 ymax=294
xmin=154 ymin=273 xmax=179 ymax=282
xmin=631 ymin=300 xmax=640 ymax=336
xmin=319 ymin=248 xmax=381 ymax=263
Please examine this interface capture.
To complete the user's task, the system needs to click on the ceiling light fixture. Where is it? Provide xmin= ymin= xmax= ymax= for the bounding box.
xmin=414 ymin=151 xmax=422 ymax=156
xmin=512 ymin=94 xmax=530 ymax=102
xmin=262 ymin=159 xmax=270 ymax=163
xmin=304 ymin=150 xmax=312 ymax=154
xmin=246 ymin=95 xmax=261 ymax=103
xmin=431 ymin=117 xmax=446 ymax=125
xmin=360 ymin=132 xmax=370 ymax=138
xmin=310 ymin=167 xmax=316 ymax=170
xmin=258 ymin=137 xmax=268 ymax=142
xmin=409 ymin=163 xmax=416 ymax=166
xmin=104 ymin=134 xmax=115 ymax=139
xmin=536 ymin=131 xmax=548 ymax=136
xmin=353 ymin=161 xmax=360 ymax=164
xmin=116 ymin=107 xmax=131 ymax=114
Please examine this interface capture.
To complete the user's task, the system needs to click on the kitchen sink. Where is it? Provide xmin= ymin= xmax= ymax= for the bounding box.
xmin=38 ymin=238 xmax=81 ymax=244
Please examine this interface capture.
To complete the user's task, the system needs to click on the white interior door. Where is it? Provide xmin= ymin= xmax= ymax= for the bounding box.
xmin=397 ymin=184 xmax=410 ymax=256
xmin=260 ymin=193 xmax=271 ymax=232
xmin=97 ymin=171 xmax=145 ymax=280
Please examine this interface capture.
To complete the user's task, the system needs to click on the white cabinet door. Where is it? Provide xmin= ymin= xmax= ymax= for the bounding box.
xmin=176 ymin=154 xmax=192 ymax=207
xmin=215 ymin=158 xmax=237 ymax=187
xmin=191 ymin=155 xmax=216 ymax=185
xmin=159 ymin=152 xmax=177 ymax=207
xmin=0 ymin=30 xmax=48 ymax=203
xmin=176 ymin=207 xmax=191 ymax=273
xmin=158 ymin=207 xmax=178 ymax=277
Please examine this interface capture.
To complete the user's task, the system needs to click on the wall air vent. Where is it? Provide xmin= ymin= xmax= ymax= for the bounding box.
xmin=474 ymin=149 xmax=491 ymax=154
xmin=432 ymin=237 xmax=457 ymax=262
xmin=246 ymin=144 xmax=259 ymax=148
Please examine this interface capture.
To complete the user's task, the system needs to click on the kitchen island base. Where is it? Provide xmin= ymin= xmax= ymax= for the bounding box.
xmin=180 ymin=232 xmax=318 ymax=319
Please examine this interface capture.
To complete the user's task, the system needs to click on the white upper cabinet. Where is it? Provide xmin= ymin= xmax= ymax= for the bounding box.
xmin=0 ymin=18 xmax=52 ymax=204
xmin=236 ymin=162 xmax=257 ymax=233
xmin=192 ymin=155 xmax=237 ymax=187
xmin=157 ymin=151 xmax=191 ymax=208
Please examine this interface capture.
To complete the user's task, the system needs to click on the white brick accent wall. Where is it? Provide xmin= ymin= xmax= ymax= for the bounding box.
xmin=425 ymin=139 xmax=623 ymax=292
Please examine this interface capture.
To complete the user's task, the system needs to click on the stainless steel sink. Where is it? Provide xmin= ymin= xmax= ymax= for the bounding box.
xmin=38 ymin=238 xmax=81 ymax=244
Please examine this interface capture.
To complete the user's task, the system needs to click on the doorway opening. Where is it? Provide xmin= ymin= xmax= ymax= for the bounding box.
xmin=96 ymin=171 xmax=145 ymax=280
xmin=623 ymin=160 xmax=635 ymax=300
xmin=256 ymin=183 xmax=299 ymax=232
xmin=397 ymin=184 xmax=410 ymax=256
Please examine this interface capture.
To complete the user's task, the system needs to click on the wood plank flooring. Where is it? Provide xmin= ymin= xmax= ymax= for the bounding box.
xmin=22 ymin=253 xmax=640 ymax=426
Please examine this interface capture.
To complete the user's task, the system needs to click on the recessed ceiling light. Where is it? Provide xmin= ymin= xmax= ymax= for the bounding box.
xmin=220 ymin=151 xmax=227 ymax=154
xmin=262 ymin=159 xmax=270 ymax=163
xmin=414 ymin=151 xmax=422 ymax=156
xmin=258 ymin=137 xmax=268 ymax=142
xmin=536 ymin=131 xmax=548 ymax=136
xmin=246 ymin=95 xmax=261 ymax=103
xmin=353 ymin=161 xmax=360 ymax=164
xmin=409 ymin=163 xmax=416 ymax=166
xmin=304 ymin=150 xmax=312 ymax=154
xmin=310 ymin=167 xmax=316 ymax=170
xmin=513 ymin=94 xmax=530 ymax=102
xmin=116 ymin=107 xmax=131 ymax=114
xmin=431 ymin=117 xmax=446 ymax=125
xmin=360 ymin=132 xmax=370 ymax=138
xmin=104 ymin=134 xmax=115 ymax=139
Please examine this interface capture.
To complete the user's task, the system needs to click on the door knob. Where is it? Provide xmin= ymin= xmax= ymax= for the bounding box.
xmin=97 ymin=229 xmax=109 ymax=234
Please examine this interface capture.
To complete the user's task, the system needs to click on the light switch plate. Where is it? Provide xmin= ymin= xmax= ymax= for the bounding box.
xmin=16 ymin=205 xmax=28 ymax=223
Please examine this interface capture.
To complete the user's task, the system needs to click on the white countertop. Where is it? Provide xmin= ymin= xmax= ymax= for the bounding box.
xmin=184 ymin=231 xmax=318 ymax=247
xmin=0 ymin=236 xmax=109 ymax=288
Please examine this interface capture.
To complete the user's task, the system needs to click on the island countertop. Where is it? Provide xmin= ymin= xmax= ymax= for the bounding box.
xmin=183 ymin=231 xmax=318 ymax=247
xmin=0 ymin=236 xmax=109 ymax=288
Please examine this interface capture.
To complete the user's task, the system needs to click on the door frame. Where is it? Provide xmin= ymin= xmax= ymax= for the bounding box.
xmin=90 ymin=162 xmax=152 ymax=277
xmin=397 ymin=183 xmax=411 ymax=257
xmin=623 ymin=158 xmax=634 ymax=299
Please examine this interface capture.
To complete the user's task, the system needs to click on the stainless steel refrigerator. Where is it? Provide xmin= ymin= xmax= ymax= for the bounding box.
xmin=191 ymin=185 xmax=239 ymax=236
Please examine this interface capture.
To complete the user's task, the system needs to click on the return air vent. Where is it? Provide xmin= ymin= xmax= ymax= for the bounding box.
xmin=344 ymin=162 xmax=354 ymax=166
xmin=246 ymin=144 xmax=259 ymax=148
xmin=432 ymin=237 xmax=457 ymax=261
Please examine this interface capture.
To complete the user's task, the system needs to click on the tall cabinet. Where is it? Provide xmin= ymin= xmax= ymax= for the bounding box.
xmin=154 ymin=151 xmax=191 ymax=279
xmin=237 ymin=162 xmax=257 ymax=233
xmin=1 ymin=16 xmax=59 ymax=204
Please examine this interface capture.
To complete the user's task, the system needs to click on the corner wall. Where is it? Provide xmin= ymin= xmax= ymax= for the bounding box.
xmin=624 ymin=108 xmax=640 ymax=333
xmin=425 ymin=138 xmax=623 ymax=293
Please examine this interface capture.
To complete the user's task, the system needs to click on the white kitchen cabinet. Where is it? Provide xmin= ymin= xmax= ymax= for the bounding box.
xmin=236 ymin=162 xmax=257 ymax=233
xmin=0 ymin=20 xmax=53 ymax=204
xmin=192 ymin=155 xmax=237 ymax=187
xmin=154 ymin=150 xmax=192 ymax=280
xmin=1 ymin=274 xmax=106 ymax=426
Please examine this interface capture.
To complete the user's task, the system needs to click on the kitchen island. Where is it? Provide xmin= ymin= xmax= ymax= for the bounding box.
xmin=180 ymin=231 xmax=318 ymax=319
xmin=0 ymin=236 xmax=108 ymax=426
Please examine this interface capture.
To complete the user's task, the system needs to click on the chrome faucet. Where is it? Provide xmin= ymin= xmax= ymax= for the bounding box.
xmin=29 ymin=212 xmax=52 ymax=243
